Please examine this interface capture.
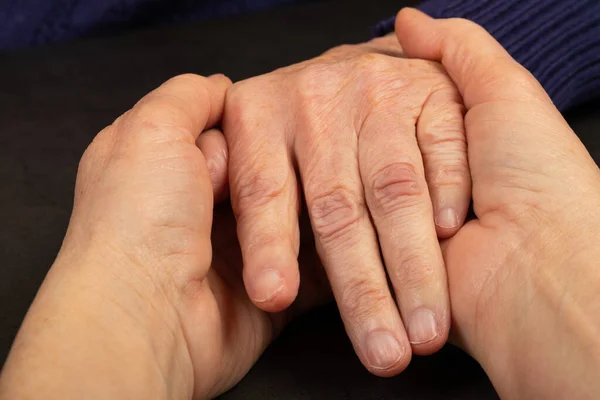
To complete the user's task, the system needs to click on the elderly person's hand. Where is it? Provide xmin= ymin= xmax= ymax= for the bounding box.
xmin=0 ymin=74 xmax=330 ymax=400
xmin=395 ymin=9 xmax=600 ymax=398
xmin=223 ymin=33 xmax=471 ymax=375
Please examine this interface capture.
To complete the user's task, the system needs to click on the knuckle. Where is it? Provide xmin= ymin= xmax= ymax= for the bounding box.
xmin=352 ymin=52 xmax=396 ymax=83
xmin=309 ymin=186 xmax=362 ymax=244
xmin=370 ymin=162 xmax=425 ymax=211
xmin=392 ymin=253 xmax=437 ymax=291
xmin=234 ymin=172 xmax=288 ymax=213
xmin=420 ymin=126 xmax=467 ymax=149
xmin=421 ymin=100 xmax=465 ymax=135
xmin=419 ymin=108 xmax=467 ymax=154
xmin=128 ymin=98 xmax=192 ymax=139
xmin=294 ymin=64 xmax=344 ymax=105
xmin=338 ymin=277 xmax=390 ymax=322
xmin=354 ymin=52 xmax=396 ymax=75
xmin=323 ymin=43 xmax=359 ymax=57
xmin=353 ymin=56 xmax=415 ymax=109
xmin=224 ymin=80 xmax=270 ymax=139
xmin=225 ymin=80 xmax=253 ymax=110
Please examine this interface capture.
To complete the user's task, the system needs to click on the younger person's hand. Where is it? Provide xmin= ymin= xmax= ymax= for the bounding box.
xmin=395 ymin=9 xmax=600 ymax=399
xmin=0 ymin=74 xmax=330 ymax=400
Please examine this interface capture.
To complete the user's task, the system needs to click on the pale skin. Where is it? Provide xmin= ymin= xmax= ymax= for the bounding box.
xmin=1 ymin=8 xmax=600 ymax=400
xmin=224 ymin=33 xmax=470 ymax=374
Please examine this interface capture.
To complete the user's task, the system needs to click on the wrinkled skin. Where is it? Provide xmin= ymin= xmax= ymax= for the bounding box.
xmin=223 ymin=34 xmax=471 ymax=374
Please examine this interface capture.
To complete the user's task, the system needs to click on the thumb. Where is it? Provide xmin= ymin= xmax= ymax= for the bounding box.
xmin=394 ymin=9 xmax=594 ymax=218
xmin=394 ymin=8 xmax=551 ymax=109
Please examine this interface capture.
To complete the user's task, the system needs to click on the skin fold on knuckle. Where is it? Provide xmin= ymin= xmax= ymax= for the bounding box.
xmin=428 ymin=160 xmax=470 ymax=191
xmin=369 ymin=161 xmax=425 ymax=214
xmin=308 ymin=186 xmax=363 ymax=246
xmin=419 ymin=101 xmax=466 ymax=144
xmin=353 ymin=52 xmax=397 ymax=75
xmin=122 ymin=98 xmax=197 ymax=147
xmin=233 ymin=172 xmax=289 ymax=214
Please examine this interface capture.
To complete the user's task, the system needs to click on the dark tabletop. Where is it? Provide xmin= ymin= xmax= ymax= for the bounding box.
xmin=1 ymin=0 xmax=599 ymax=398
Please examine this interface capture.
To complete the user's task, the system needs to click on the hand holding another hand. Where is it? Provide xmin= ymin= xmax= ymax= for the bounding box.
xmin=395 ymin=9 xmax=600 ymax=398
xmin=0 ymin=74 xmax=330 ymax=400
xmin=3 ymin=9 xmax=600 ymax=400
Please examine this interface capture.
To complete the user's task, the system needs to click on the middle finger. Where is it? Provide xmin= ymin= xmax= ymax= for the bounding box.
xmin=359 ymin=106 xmax=450 ymax=355
xmin=295 ymin=111 xmax=411 ymax=377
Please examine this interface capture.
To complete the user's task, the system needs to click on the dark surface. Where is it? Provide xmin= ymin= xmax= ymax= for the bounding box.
xmin=1 ymin=0 xmax=598 ymax=398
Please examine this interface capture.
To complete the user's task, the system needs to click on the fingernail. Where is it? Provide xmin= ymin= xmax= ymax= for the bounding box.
xmin=436 ymin=208 xmax=459 ymax=229
xmin=366 ymin=331 xmax=404 ymax=370
xmin=408 ymin=308 xmax=439 ymax=344
xmin=251 ymin=269 xmax=284 ymax=303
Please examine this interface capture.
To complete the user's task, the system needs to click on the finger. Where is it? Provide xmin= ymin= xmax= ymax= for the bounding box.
xmin=394 ymin=9 xmax=550 ymax=109
xmin=196 ymin=129 xmax=229 ymax=202
xmin=418 ymin=87 xmax=470 ymax=238
xmin=296 ymin=121 xmax=410 ymax=376
xmin=359 ymin=112 xmax=450 ymax=355
xmin=224 ymin=89 xmax=300 ymax=312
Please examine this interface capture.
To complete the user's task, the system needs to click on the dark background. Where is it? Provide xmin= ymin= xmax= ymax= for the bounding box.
xmin=1 ymin=0 xmax=598 ymax=398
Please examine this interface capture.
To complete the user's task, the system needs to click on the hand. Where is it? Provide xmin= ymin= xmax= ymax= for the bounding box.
xmin=395 ymin=9 xmax=600 ymax=398
xmin=0 ymin=74 xmax=329 ymax=399
xmin=223 ymin=34 xmax=471 ymax=375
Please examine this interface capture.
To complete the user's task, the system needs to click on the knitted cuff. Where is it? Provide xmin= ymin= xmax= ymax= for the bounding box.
xmin=374 ymin=0 xmax=600 ymax=112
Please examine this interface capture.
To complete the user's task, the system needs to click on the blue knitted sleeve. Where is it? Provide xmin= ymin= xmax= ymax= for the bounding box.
xmin=375 ymin=0 xmax=600 ymax=112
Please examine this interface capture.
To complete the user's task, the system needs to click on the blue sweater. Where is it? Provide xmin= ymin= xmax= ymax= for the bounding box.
xmin=2 ymin=0 xmax=600 ymax=111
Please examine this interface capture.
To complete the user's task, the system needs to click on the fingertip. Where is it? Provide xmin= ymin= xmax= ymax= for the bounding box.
xmin=252 ymin=285 xmax=299 ymax=313
xmin=395 ymin=8 xmax=439 ymax=60
xmin=436 ymin=225 xmax=461 ymax=239
xmin=243 ymin=253 xmax=300 ymax=313
xmin=408 ymin=321 xmax=449 ymax=356
xmin=407 ymin=308 xmax=450 ymax=356
xmin=411 ymin=332 xmax=448 ymax=356
xmin=364 ymin=330 xmax=412 ymax=377
xmin=435 ymin=208 xmax=464 ymax=239
xmin=395 ymin=7 xmax=430 ymax=23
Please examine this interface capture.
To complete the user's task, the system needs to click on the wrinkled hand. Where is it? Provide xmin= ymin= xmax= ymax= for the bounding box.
xmin=223 ymin=34 xmax=471 ymax=375
xmin=396 ymin=9 xmax=600 ymax=398
xmin=0 ymin=74 xmax=329 ymax=400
